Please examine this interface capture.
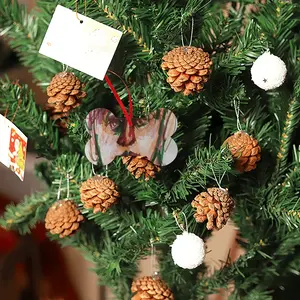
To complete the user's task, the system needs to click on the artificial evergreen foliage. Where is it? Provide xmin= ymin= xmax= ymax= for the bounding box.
xmin=0 ymin=0 xmax=300 ymax=299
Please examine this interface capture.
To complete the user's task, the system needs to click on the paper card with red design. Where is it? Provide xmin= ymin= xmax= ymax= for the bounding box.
xmin=39 ymin=5 xmax=122 ymax=80
xmin=0 ymin=114 xmax=27 ymax=181
xmin=85 ymin=108 xmax=178 ymax=166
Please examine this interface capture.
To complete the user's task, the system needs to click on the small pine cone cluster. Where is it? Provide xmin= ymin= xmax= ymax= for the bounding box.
xmin=192 ymin=188 xmax=234 ymax=230
xmin=223 ymin=131 xmax=261 ymax=172
xmin=161 ymin=46 xmax=213 ymax=96
xmin=45 ymin=200 xmax=84 ymax=238
xmin=131 ymin=276 xmax=174 ymax=300
xmin=122 ymin=156 xmax=161 ymax=181
xmin=80 ymin=176 xmax=120 ymax=213
xmin=46 ymin=72 xmax=86 ymax=128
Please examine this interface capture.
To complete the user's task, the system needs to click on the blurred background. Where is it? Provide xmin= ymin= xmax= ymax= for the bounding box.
xmin=0 ymin=1 xmax=243 ymax=299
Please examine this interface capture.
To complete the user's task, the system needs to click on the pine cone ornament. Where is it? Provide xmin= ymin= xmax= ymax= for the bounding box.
xmin=46 ymin=72 xmax=86 ymax=128
xmin=131 ymin=276 xmax=174 ymax=300
xmin=122 ymin=156 xmax=161 ymax=181
xmin=192 ymin=188 xmax=234 ymax=230
xmin=161 ymin=46 xmax=213 ymax=96
xmin=223 ymin=131 xmax=261 ymax=172
xmin=45 ymin=200 xmax=84 ymax=238
xmin=80 ymin=176 xmax=120 ymax=213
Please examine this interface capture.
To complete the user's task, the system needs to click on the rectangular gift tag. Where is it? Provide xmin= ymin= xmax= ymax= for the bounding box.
xmin=39 ymin=5 xmax=122 ymax=80
xmin=0 ymin=114 xmax=27 ymax=181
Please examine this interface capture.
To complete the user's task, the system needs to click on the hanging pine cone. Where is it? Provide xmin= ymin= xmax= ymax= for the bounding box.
xmin=45 ymin=200 xmax=84 ymax=238
xmin=122 ymin=156 xmax=161 ymax=181
xmin=46 ymin=72 xmax=86 ymax=128
xmin=80 ymin=176 xmax=120 ymax=213
xmin=131 ymin=276 xmax=174 ymax=300
xmin=192 ymin=188 xmax=234 ymax=230
xmin=161 ymin=46 xmax=213 ymax=96
xmin=223 ymin=131 xmax=261 ymax=172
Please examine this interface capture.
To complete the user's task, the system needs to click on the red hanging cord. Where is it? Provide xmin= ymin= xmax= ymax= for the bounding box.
xmin=104 ymin=70 xmax=133 ymax=126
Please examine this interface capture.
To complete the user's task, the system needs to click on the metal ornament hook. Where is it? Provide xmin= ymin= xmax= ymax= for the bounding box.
xmin=233 ymin=98 xmax=242 ymax=132
xmin=173 ymin=211 xmax=189 ymax=233
xmin=105 ymin=165 xmax=108 ymax=177
xmin=180 ymin=16 xmax=194 ymax=47
xmin=66 ymin=173 xmax=70 ymax=199
xmin=209 ymin=163 xmax=227 ymax=191
xmin=57 ymin=176 xmax=63 ymax=201
xmin=91 ymin=163 xmax=97 ymax=176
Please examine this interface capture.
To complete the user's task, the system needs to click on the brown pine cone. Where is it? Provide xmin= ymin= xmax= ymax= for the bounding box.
xmin=45 ymin=200 xmax=84 ymax=238
xmin=80 ymin=176 xmax=120 ymax=213
xmin=192 ymin=188 xmax=234 ymax=230
xmin=161 ymin=46 xmax=213 ymax=96
xmin=131 ymin=276 xmax=174 ymax=300
xmin=46 ymin=72 xmax=86 ymax=128
xmin=122 ymin=156 xmax=161 ymax=181
xmin=223 ymin=131 xmax=261 ymax=172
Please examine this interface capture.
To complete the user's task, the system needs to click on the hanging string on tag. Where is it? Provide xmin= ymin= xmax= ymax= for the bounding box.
xmin=3 ymin=99 xmax=22 ymax=123
xmin=11 ymin=99 xmax=22 ymax=123
xmin=57 ymin=176 xmax=63 ymax=201
xmin=76 ymin=0 xmax=87 ymax=23
xmin=104 ymin=70 xmax=134 ymax=126
xmin=180 ymin=16 xmax=194 ymax=47
xmin=233 ymin=98 xmax=242 ymax=132
xmin=4 ymin=105 xmax=9 ymax=118
xmin=173 ymin=211 xmax=189 ymax=232
xmin=105 ymin=165 xmax=108 ymax=177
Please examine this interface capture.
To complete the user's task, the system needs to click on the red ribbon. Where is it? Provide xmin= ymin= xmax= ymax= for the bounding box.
xmin=104 ymin=70 xmax=133 ymax=126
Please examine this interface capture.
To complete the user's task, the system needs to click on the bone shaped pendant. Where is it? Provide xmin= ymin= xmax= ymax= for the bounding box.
xmin=85 ymin=108 xmax=178 ymax=166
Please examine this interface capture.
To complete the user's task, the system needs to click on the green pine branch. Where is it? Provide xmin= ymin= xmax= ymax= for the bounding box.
xmin=200 ymin=78 xmax=249 ymax=114
xmin=0 ymin=192 xmax=53 ymax=234
xmin=254 ymin=1 xmax=300 ymax=57
xmin=265 ymin=146 xmax=300 ymax=230
xmin=0 ymin=0 xmax=104 ymax=97
xmin=50 ymin=152 xmax=169 ymax=206
xmin=215 ymin=20 xmax=268 ymax=76
xmin=195 ymin=1 xmax=244 ymax=51
xmin=276 ymin=78 xmax=300 ymax=173
xmin=0 ymin=79 xmax=60 ymax=157
xmin=0 ymin=0 xmax=300 ymax=298
xmin=194 ymin=246 xmax=261 ymax=298
xmin=53 ymin=207 xmax=196 ymax=299
xmin=169 ymin=146 xmax=233 ymax=201
xmin=157 ymin=244 xmax=201 ymax=299
xmin=91 ymin=0 xmax=153 ymax=54
xmin=0 ymin=0 xmax=61 ymax=81
xmin=91 ymin=0 xmax=210 ymax=54
xmin=193 ymin=234 xmax=295 ymax=299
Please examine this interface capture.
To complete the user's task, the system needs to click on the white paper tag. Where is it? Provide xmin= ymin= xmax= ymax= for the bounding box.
xmin=39 ymin=5 xmax=122 ymax=80
xmin=0 ymin=114 xmax=28 ymax=181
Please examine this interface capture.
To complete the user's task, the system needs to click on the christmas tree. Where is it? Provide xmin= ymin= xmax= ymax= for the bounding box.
xmin=1 ymin=0 xmax=300 ymax=299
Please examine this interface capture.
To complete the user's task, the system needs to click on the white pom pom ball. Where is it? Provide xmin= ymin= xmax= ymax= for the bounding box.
xmin=171 ymin=231 xmax=205 ymax=269
xmin=251 ymin=51 xmax=287 ymax=90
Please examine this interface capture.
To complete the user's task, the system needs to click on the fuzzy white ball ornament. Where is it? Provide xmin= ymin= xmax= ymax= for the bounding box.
xmin=251 ymin=51 xmax=287 ymax=90
xmin=171 ymin=231 xmax=205 ymax=269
